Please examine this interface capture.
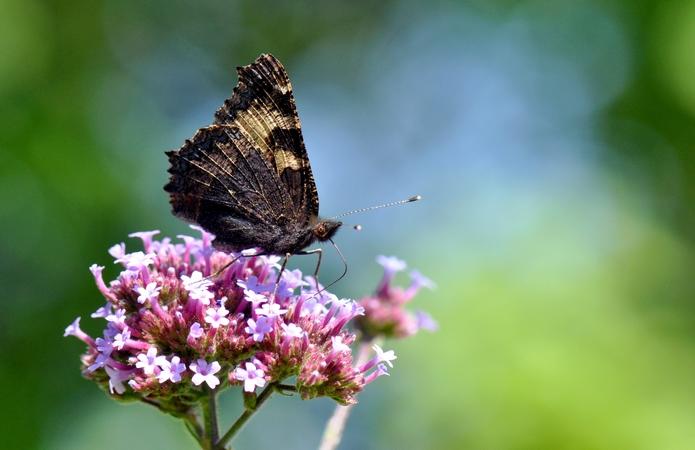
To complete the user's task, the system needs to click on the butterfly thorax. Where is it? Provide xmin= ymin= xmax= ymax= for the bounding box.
xmin=258 ymin=218 xmax=341 ymax=255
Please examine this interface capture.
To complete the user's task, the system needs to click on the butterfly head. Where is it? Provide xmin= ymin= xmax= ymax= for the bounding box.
xmin=313 ymin=219 xmax=342 ymax=242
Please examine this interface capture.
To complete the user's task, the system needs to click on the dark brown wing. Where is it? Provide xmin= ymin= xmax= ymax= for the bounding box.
xmin=213 ymin=53 xmax=319 ymax=219
xmin=164 ymin=125 xmax=300 ymax=251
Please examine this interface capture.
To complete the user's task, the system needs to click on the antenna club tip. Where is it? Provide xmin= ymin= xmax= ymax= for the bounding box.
xmin=409 ymin=195 xmax=422 ymax=202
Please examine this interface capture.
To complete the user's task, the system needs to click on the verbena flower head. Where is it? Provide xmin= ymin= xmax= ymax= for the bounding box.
xmin=355 ymin=255 xmax=437 ymax=339
xmin=65 ymin=227 xmax=401 ymax=414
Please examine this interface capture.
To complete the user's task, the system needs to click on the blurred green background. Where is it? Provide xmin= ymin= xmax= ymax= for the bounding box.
xmin=2 ymin=0 xmax=694 ymax=449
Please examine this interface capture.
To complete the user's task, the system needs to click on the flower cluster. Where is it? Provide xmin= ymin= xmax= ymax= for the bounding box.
xmin=64 ymin=228 xmax=407 ymax=415
xmin=354 ymin=255 xmax=437 ymax=339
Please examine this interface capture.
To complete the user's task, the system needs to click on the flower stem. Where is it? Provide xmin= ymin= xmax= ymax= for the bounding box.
xmin=217 ymin=383 xmax=276 ymax=448
xmin=318 ymin=338 xmax=381 ymax=450
xmin=183 ymin=413 xmax=204 ymax=447
xmin=275 ymin=383 xmax=297 ymax=392
xmin=202 ymin=389 xmax=220 ymax=449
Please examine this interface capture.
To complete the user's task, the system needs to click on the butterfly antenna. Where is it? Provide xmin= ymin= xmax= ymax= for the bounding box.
xmin=331 ymin=195 xmax=421 ymax=219
xmin=325 ymin=238 xmax=348 ymax=289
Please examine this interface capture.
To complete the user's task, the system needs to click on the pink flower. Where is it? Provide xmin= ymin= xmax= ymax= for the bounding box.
xmin=190 ymin=359 xmax=221 ymax=389
xmin=255 ymin=302 xmax=287 ymax=318
xmin=245 ymin=317 xmax=273 ymax=342
xmin=188 ymin=322 xmax=204 ymax=340
xmin=157 ymin=356 xmax=186 ymax=383
xmin=355 ymin=256 xmax=436 ymax=339
xmin=67 ymin=229 xmax=433 ymax=410
xmin=205 ymin=304 xmax=230 ymax=329
xmin=135 ymin=347 xmax=167 ymax=375
xmin=136 ymin=282 xmax=161 ymax=304
xmin=233 ymin=362 xmax=266 ymax=392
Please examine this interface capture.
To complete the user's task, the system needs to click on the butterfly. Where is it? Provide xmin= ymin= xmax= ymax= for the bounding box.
xmin=164 ymin=54 xmax=342 ymax=262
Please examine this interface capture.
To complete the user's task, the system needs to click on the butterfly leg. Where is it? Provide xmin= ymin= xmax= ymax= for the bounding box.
xmin=296 ymin=247 xmax=323 ymax=286
xmin=210 ymin=255 xmax=242 ymax=279
xmin=272 ymin=253 xmax=292 ymax=300
xmin=188 ymin=254 xmax=245 ymax=288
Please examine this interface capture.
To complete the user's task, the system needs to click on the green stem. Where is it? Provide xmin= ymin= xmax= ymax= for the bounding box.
xmin=183 ymin=413 xmax=204 ymax=447
xmin=217 ymin=383 xmax=276 ymax=448
xmin=275 ymin=383 xmax=297 ymax=392
xmin=142 ymin=398 xmax=204 ymax=447
xmin=202 ymin=389 xmax=220 ymax=449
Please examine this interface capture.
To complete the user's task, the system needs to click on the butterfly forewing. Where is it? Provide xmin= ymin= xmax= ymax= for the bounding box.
xmin=165 ymin=54 xmax=323 ymax=254
xmin=213 ymin=54 xmax=319 ymax=218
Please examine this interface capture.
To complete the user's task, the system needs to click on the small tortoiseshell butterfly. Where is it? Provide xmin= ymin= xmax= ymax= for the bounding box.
xmin=165 ymin=54 xmax=341 ymax=257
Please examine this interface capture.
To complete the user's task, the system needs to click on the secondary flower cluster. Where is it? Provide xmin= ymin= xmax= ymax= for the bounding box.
xmin=64 ymin=228 xmax=420 ymax=415
xmin=355 ymin=255 xmax=437 ymax=339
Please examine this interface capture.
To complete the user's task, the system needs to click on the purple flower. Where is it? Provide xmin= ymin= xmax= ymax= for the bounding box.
xmin=233 ymin=362 xmax=267 ymax=392
xmin=409 ymin=270 xmax=435 ymax=290
xmin=372 ymin=344 xmax=397 ymax=368
xmin=63 ymin=317 xmax=82 ymax=337
xmin=364 ymin=363 xmax=390 ymax=384
xmin=112 ymin=327 xmax=131 ymax=350
xmin=116 ymin=251 xmax=156 ymax=271
xmin=415 ymin=310 xmax=438 ymax=332
xmin=205 ymin=304 xmax=230 ymax=329
xmin=181 ymin=271 xmax=212 ymax=290
xmin=259 ymin=255 xmax=282 ymax=269
xmin=188 ymin=322 xmax=204 ymax=340
xmin=281 ymin=323 xmax=305 ymax=339
xmin=71 ymin=231 xmax=432 ymax=411
xmin=190 ymin=359 xmax=221 ymax=389
xmin=87 ymin=337 xmax=114 ymax=372
xmin=136 ymin=282 xmax=161 ymax=304
xmin=244 ymin=290 xmax=268 ymax=307
xmin=282 ymin=269 xmax=307 ymax=289
xmin=192 ymin=289 xmax=215 ymax=305
xmin=108 ymin=242 xmax=126 ymax=260
xmin=103 ymin=322 xmax=119 ymax=339
xmin=376 ymin=255 xmax=407 ymax=275
xmin=135 ymin=347 xmax=167 ymax=375
xmin=105 ymin=308 xmax=126 ymax=325
xmin=245 ymin=317 xmax=273 ymax=342
xmin=237 ymin=276 xmax=271 ymax=294
xmin=128 ymin=230 xmax=160 ymax=252
xmin=181 ymin=271 xmax=215 ymax=304
xmin=64 ymin=316 xmax=97 ymax=347
xmin=96 ymin=337 xmax=113 ymax=356
xmin=157 ymin=356 xmax=186 ymax=383
xmin=301 ymin=296 xmax=327 ymax=317
xmin=188 ymin=225 xmax=214 ymax=250
xmin=356 ymin=257 xmax=436 ymax=339
xmin=105 ymin=366 xmax=131 ymax=394
xmin=90 ymin=303 xmax=112 ymax=319
xmin=331 ymin=336 xmax=351 ymax=353
xmin=89 ymin=264 xmax=117 ymax=302
xmin=176 ymin=234 xmax=200 ymax=253
xmin=87 ymin=354 xmax=109 ymax=372
xmin=255 ymin=302 xmax=287 ymax=318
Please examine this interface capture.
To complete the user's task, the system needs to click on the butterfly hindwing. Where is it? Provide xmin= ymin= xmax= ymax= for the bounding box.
xmin=165 ymin=125 xmax=299 ymax=250
xmin=213 ymin=54 xmax=319 ymax=219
